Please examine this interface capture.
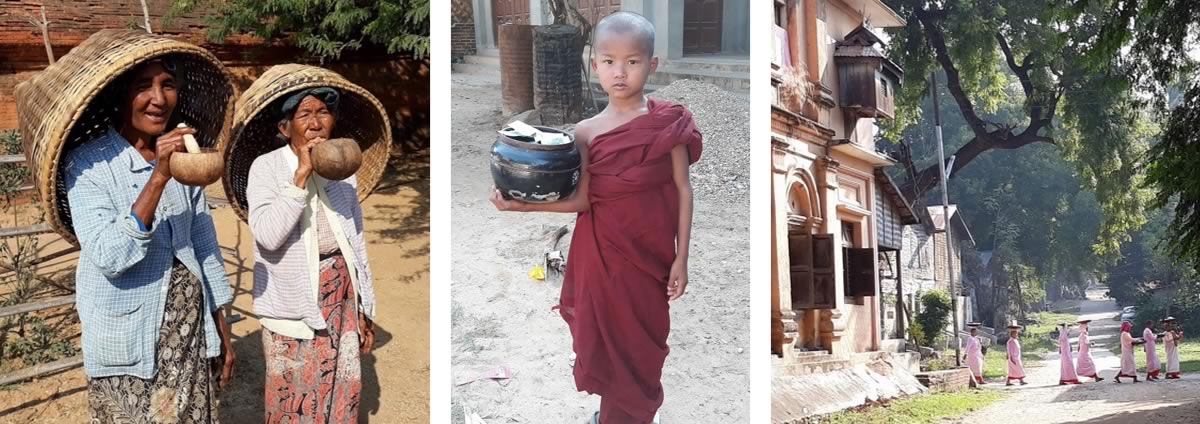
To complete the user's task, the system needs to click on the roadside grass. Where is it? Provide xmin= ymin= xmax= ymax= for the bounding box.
xmin=822 ymin=390 xmax=1007 ymax=424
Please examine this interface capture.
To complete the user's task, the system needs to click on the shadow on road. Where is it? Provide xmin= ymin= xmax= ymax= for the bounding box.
xmin=1056 ymin=398 xmax=1200 ymax=423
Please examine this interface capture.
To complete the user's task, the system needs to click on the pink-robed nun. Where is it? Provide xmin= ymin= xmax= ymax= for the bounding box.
xmin=963 ymin=323 xmax=985 ymax=384
xmin=1006 ymin=322 xmax=1027 ymax=386
xmin=1116 ymin=321 xmax=1140 ymax=383
xmin=1163 ymin=317 xmax=1183 ymax=379
xmin=1058 ymin=324 xmax=1081 ymax=385
xmin=1143 ymin=321 xmax=1162 ymax=380
xmin=1075 ymin=320 xmax=1102 ymax=381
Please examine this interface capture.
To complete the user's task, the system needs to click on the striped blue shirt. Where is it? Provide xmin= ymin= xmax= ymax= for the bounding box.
xmin=64 ymin=128 xmax=233 ymax=379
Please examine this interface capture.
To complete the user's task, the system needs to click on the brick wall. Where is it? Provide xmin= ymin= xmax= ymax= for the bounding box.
xmin=915 ymin=368 xmax=973 ymax=393
xmin=0 ymin=1 xmax=429 ymax=142
xmin=451 ymin=0 xmax=476 ymax=61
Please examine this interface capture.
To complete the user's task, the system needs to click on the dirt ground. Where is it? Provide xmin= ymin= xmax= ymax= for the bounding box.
xmin=449 ymin=72 xmax=750 ymax=423
xmin=0 ymin=149 xmax=430 ymax=423
xmin=943 ymin=288 xmax=1200 ymax=423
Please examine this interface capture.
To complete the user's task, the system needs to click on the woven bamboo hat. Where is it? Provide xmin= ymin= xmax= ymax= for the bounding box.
xmin=223 ymin=64 xmax=391 ymax=221
xmin=14 ymin=30 xmax=235 ymax=244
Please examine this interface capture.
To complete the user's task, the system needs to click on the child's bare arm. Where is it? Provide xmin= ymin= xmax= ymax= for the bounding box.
xmin=667 ymin=143 xmax=693 ymax=300
xmin=491 ymin=122 xmax=592 ymax=213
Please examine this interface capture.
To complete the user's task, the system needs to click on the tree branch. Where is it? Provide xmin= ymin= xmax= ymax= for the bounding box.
xmin=915 ymin=8 xmax=993 ymax=142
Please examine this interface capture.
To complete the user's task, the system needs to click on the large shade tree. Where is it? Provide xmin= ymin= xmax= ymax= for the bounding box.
xmin=881 ymin=0 xmax=1154 ymax=258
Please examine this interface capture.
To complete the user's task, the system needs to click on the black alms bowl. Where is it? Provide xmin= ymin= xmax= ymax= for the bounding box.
xmin=491 ymin=126 xmax=581 ymax=203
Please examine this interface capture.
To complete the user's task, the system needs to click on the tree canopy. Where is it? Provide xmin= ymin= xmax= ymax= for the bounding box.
xmin=168 ymin=0 xmax=430 ymax=60
xmin=881 ymin=0 xmax=1155 ymax=261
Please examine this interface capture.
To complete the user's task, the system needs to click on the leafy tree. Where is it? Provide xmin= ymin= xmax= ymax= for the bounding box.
xmin=168 ymin=0 xmax=429 ymax=60
xmin=881 ymin=0 xmax=1154 ymax=258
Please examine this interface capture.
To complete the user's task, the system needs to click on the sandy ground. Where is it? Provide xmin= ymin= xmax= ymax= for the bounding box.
xmin=448 ymin=72 xmax=750 ymax=423
xmin=0 ymin=149 xmax=430 ymax=423
xmin=943 ymin=288 xmax=1200 ymax=423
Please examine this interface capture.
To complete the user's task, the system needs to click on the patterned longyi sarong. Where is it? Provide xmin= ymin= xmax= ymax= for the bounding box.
xmin=262 ymin=254 xmax=362 ymax=423
xmin=88 ymin=263 xmax=220 ymax=423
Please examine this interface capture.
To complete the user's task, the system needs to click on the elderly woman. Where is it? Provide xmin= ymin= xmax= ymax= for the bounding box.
xmin=246 ymin=87 xmax=377 ymax=422
xmin=64 ymin=58 xmax=235 ymax=422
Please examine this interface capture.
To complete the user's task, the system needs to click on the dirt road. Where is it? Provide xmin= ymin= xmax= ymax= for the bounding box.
xmin=945 ymin=288 xmax=1200 ymax=423
xmin=0 ymin=151 xmax=430 ymax=423
xmin=449 ymin=72 xmax=750 ymax=423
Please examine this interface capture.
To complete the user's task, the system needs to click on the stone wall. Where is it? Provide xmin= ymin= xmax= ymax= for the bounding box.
xmin=451 ymin=0 xmax=477 ymax=60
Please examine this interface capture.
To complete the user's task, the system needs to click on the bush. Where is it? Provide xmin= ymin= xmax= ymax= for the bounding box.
xmin=6 ymin=316 xmax=78 ymax=367
xmin=909 ymin=321 xmax=926 ymax=348
xmin=916 ymin=290 xmax=953 ymax=346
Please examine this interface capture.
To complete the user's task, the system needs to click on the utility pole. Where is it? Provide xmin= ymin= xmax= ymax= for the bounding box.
xmin=931 ymin=72 xmax=961 ymax=366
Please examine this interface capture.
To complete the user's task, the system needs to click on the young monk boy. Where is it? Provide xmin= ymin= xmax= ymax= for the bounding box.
xmin=963 ymin=323 xmax=986 ymax=384
xmin=1144 ymin=320 xmax=1162 ymax=381
xmin=1058 ymin=323 xmax=1081 ymax=385
xmin=1163 ymin=317 xmax=1183 ymax=379
xmin=1006 ymin=322 xmax=1028 ymax=386
xmin=491 ymin=11 xmax=702 ymax=424
xmin=1075 ymin=319 xmax=1103 ymax=382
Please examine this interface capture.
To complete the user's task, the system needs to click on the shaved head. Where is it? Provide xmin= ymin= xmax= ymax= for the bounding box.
xmin=595 ymin=11 xmax=655 ymax=56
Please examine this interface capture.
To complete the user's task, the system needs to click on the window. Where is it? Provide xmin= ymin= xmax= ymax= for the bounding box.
xmin=842 ymin=222 xmax=876 ymax=297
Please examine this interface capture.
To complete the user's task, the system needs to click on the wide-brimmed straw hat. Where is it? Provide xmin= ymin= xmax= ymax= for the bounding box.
xmin=223 ymin=64 xmax=391 ymax=221
xmin=1077 ymin=318 xmax=1092 ymax=324
xmin=1162 ymin=316 xmax=1177 ymax=323
xmin=14 ymin=30 xmax=235 ymax=244
xmin=1006 ymin=320 xmax=1022 ymax=330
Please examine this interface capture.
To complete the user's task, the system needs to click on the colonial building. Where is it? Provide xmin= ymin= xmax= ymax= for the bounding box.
xmin=770 ymin=0 xmax=904 ymax=363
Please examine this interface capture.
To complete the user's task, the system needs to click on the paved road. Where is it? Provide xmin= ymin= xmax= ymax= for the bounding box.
xmin=945 ymin=288 xmax=1200 ymax=423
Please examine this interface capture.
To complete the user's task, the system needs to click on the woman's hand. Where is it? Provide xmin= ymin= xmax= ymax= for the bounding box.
xmin=213 ymin=310 xmax=235 ymax=391
xmin=151 ymin=126 xmax=195 ymax=181
xmin=293 ymin=137 xmax=326 ymax=187
xmin=667 ymin=259 xmax=688 ymax=301
xmin=359 ymin=314 xmax=376 ymax=356
xmin=489 ymin=188 xmax=526 ymax=212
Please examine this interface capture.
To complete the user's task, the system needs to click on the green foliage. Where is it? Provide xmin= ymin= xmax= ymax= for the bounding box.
xmin=916 ymin=290 xmax=953 ymax=346
xmin=1147 ymin=82 xmax=1200 ymax=270
xmin=909 ymin=320 xmax=926 ymax=349
xmin=881 ymin=0 xmax=1154 ymax=273
xmin=168 ymin=0 xmax=429 ymax=60
xmin=0 ymin=131 xmax=29 ymax=204
xmin=824 ymin=389 xmax=1005 ymax=424
xmin=5 ymin=317 xmax=78 ymax=367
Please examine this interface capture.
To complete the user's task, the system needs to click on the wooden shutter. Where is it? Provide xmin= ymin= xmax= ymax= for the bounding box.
xmin=847 ymin=247 xmax=876 ymax=297
xmin=812 ymin=234 xmax=836 ymax=308
xmin=789 ymin=232 xmax=814 ymax=308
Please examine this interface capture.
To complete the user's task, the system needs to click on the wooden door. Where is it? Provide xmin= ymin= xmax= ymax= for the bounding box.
xmin=577 ymin=0 xmax=623 ymax=27
xmin=492 ymin=0 xmax=531 ymax=42
xmin=684 ymin=0 xmax=723 ymax=55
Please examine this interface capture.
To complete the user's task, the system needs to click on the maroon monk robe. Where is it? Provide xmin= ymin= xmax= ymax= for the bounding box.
xmin=559 ymin=99 xmax=703 ymax=423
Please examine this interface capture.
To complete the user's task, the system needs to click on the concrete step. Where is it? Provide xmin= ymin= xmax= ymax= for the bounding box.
xmin=477 ymin=48 xmax=500 ymax=57
xmin=791 ymin=349 xmax=832 ymax=358
xmin=661 ymin=57 xmax=750 ymax=74
xmin=647 ymin=66 xmax=750 ymax=92
xmin=464 ymin=54 xmax=500 ymax=66
xmin=784 ymin=358 xmax=852 ymax=375
xmin=451 ymin=62 xmax=499 ymax=75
